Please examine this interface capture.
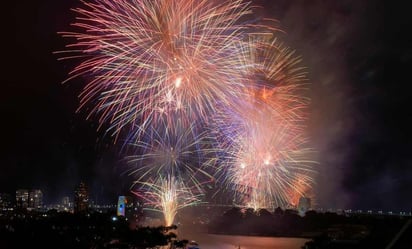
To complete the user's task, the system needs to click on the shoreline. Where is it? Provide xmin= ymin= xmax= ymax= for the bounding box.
xmin=207 ymin=231 xmax=316 ymax=239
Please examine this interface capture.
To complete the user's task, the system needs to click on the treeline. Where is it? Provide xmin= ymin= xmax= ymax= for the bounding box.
xmin=208 ymin=207 xmax=410 ymax=248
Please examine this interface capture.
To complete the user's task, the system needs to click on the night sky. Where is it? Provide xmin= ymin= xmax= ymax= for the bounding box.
xmin=1 ymin=0 xmax=401 ymax=210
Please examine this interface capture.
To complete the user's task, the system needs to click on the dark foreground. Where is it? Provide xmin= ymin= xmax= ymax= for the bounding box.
xmin=205 ymin=207 xmax=412 ymax=249
xmin=1 ymin=208 xmax=411 ymax=249
xmin=0 ymin=210 xmax=178 ymax=249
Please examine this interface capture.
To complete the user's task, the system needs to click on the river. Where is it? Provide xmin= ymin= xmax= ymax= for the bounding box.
xmin=178 ymin=232 xmax=309 ymax=249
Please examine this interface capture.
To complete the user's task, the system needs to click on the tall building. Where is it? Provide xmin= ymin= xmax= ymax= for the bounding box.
xmin=61 ymin=196 xmax=73 ymax=212
xmin=62 ymin=196 xmax=70 ymax=206
xmin=117 ymin=196 xmax=127 ymax=216
xmin=29 ymin=189 xmax=43 ymax=209
xmin=62 ymin=196 xmax=72 ymax=207
xmin=117 ymin=195 xmax=142 ymax=228
xmin=298 ymin=196 xmax=311 ymax=216
xmin=74 ymin=182 xmax=89 ymax=213
xmin=16 ymin=189 xmax=29 ymax=209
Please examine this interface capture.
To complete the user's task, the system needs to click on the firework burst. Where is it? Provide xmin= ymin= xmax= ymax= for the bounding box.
xmin=213 ymin=36 xmax=316 ymax=210
xmin=58 ymin=0 xmax=253 ymax=140
xmin=127 ymin=118 xmax=215 ymax=225
xmin=126 ymin=118 xmax=215 ymax=190
xmin=229 ymin=113 xmax=315 ymax=210
xmin=58 ymin=0 xmax=317 ymax=217
xmin=237 ymin=34 xmax=310 ymax=125
xmin=132 ymin=176 xmax=202 ymax=226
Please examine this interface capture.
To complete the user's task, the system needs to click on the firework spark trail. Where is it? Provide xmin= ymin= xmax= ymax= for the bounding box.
xmin=287 ymin=175 xmax=315 ymax=208
xmin=127 ymin=117 xmax=216 ymax=225
xmin=237 ymin=35 xmax=310 ymax=126
xmin=212 ymin=104 xmax=315 ymax=210
xmin=58 ymin=0 xmax=317 ymax=218
xmin=212 ymin=36 xmax=316 ymax=210
xmin=57 ymin=0 xmax=253 ymax=140
xmin=126 ymin=117 xmax=216 ymax=191
xmin=132 ymin=176 xmax=202 ymax=226
xmin=230 ymin=114 xmax=315 ymax=210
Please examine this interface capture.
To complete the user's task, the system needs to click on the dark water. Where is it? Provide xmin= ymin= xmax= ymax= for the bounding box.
xmin=178 ymin=232 xmax=309 ymax=249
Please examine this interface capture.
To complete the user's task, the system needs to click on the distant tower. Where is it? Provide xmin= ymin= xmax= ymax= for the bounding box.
xmin=74 ymin=182 xmax=89 ymax=213
xmin=62 ymin=196 xmax=70 ymax=206
xmin=117 ymin=195 xmax=142 ymax=228
xmin=16 ymin=189 xmax=29 ymax=209
xmin=117 ymin=196 xmax=127 ymax=216
xmin=298 ymin=196 xmax=311 ymax=216
xmin=62 ymin=196 xmax=73 ymax=210
xmin=29 ymin=189 xmax=43 ymax=209
xmin=117 ymin=196 xmax=138 ymax=216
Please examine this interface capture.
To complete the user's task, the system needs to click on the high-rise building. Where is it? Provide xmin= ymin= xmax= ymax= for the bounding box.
xmin=117 ymin=195 xmax=142 ymax=228
xmin=298 ymin=196 xmax=311 ymax=216
xmin=117 ymin=195 xmax=139 ymax=217
xmin=62 ymin=196 xmax=70 ymax=206
xmin=0 ymin=193 xmax=12 ymax=209
xmin=16 ymin=189 xmax=29 ymax=209
xmin=61 ymin=196 xmax=73 ymax=212
xmin=117 ymin=196 xmax=127 ymax=216
xmin=74 ymin=182 xmax=89 ymax=213
xmin=62 ymin=196 xmax=72 ymax=207
xmin=29 ymin=189 xmax=43 ymax=209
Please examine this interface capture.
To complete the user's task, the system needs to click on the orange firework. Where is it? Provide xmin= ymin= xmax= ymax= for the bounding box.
xmin=132 ymin=176 xmax=202 ymax=226
xmin=214 ymin=35 xmax=316 ymax=210
xmin=57 ymin=0 xmax=317 ymax=215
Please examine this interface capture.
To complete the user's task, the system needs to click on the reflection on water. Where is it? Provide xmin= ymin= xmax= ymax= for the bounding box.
xmin=179 ymin=232 xmax=309 ymax=249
